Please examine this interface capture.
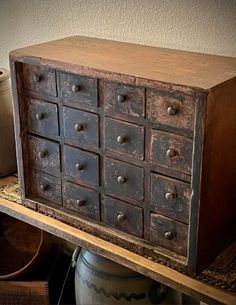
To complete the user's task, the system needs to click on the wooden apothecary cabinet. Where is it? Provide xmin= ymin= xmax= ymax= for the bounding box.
xmin=10 ymin=36 xmax=236 ymax=275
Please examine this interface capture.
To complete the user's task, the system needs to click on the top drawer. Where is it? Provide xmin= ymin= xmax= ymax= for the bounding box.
xmin=147 ymin=89 xmax=195 ymax=131
xmin=58 ymin=72 xmax=98 ymax=109
xmin=22 ymin=64 xmax=57 ymax=97
xmin=103 ymin=82 xmax=145 ymax=118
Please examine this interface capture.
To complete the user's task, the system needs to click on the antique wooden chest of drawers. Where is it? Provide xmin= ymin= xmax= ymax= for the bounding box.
xmin=10 ymin=36 xmax=236 ymax=275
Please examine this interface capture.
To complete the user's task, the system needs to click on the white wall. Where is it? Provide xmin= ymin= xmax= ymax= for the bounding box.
xmin=0 ymin=0 xmax=236 ymax=69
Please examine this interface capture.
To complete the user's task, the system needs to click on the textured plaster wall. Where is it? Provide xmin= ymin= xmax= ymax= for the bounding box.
xmin=0 ymin=0 xmax=236 ymax=69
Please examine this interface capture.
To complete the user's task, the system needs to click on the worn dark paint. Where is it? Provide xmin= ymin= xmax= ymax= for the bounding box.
xmin=150 ymin=213 xmax=188 ymax=256
xmin=103 ymin=196 xmax=143 ymax=238
xmin=151 ymin=130 xmax=193 ymax=174
xmin=104 ymin=117 xmax=144 ymax=160
xmin=63 ymin=106 xmax=99 ymax=149
xmin=151 ymin=173 xmax=191 ymax=224
xmin=64 ymin=145 xmax=99 ymax=187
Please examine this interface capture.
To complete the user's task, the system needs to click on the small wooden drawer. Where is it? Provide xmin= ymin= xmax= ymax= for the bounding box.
xmin=151 ymin=173 xmax=191 ymax=224
xmin=151 ymin=130 xmax=193 ymax=174
xmin=27 ymin=98 xmax=59 ymax=137
xmin=103 ymin=196 xmax=143 ymax=238
xmin=64 ymin=145 xmax=99 ymax=187
xmin=104 ymin=117 xmax=144 ymax=160
xmin=150 ymin=213 xmax=188 ymax=256
xmin=28 ymin=136 xmax=60 ymax=175
xmin=31 ymin=171 xmax=62 ymax=204
xmin=104 ymin=157 xmax=144 ymax=202
xmin=63 ymin=181 xmax=99 ymax=220
xmin=103 ymin=82 xmax=145 ymax=118
xmin=63 ymin=107 xmax=99 ymax=148
xmin=22 ymin=64 xmax=57 ymax=97
xmin=147 ymin=89 xmax=195 ymax=131
xmin=58 ymin=72 xmax=97 ymax=108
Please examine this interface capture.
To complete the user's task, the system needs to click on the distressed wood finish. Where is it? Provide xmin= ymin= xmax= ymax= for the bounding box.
xmin=10 ymin=36 xmax=236 ymax=276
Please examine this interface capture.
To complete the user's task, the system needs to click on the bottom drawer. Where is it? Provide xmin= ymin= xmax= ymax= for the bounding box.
xmin=150 ymin=213 xmax=188 ymax=256
xmin=31 ymin=171 xmax=62 ymax=204
xmin=63 ymin=181 xmax=100 ymax=220
xmin=102 ymin=196 xmax=143 ymax=238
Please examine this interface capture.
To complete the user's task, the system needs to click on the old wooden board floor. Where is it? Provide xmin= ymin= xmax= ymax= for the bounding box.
xmin=0 ymin=175 xmax=235 ymax=305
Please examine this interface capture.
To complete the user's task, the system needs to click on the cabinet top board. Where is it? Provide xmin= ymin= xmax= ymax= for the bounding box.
xmin=10 ymin=35 xmax=236 ymax=91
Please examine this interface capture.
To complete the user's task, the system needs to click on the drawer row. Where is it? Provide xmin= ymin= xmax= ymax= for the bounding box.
xmin=23 ymin=64 xmax=195 ymax=132
xmin=28 ymin=102 xmax=193 ymax=174
xmin=30 ymin=170 xmax=188 ymax=257
xmin=28 ymin=136 xmax=191 ymax=224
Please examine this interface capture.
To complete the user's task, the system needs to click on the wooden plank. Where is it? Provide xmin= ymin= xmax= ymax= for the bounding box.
xmin=9 ymin=36 xmax=236 ymax=91
xmin=0 ymin=195 xmax=235 ymax=305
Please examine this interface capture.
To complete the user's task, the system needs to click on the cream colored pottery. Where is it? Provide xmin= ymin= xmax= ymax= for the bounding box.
xmin=0 ymin=68 xmax=16 ymax=177
xmin=75 ymin=248 xmax=182 ymax=305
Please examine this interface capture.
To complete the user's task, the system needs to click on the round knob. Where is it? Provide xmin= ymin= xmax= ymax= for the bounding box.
xmin=74 ymin=123 xmax=84 ymax=132
xmin=75 ymin=163 xmax=84 ymax=171
xmin=117 ymin=94 xmax=126 ymax=103
xmin=76 ymin=199 xmax=86 ymax=207
xmin=164 ymin=231 xmax=174 ymax=240
xmin=38 ymin=149 xmax=48 ymax=159
xmin=167 ymin=105 xmax=177 ymax=116
xmin=33 ymin=75 xmax=40 ymax=83
xmin=71 ymin=84 xmax=80 ymax=93
xmin=117 ymin=213 xmax=125 ymax=222
xmin=165 ymin=192 xmax=176 ymax=200
xmin=35 ymin=112 xmax=45 ymax=121
xmin=117 ymin=135 xmax=126 ymax=144
xmin=166 ymin=148 xmax=177 ymax=158
xmin=40 ymin=184 xmax=49 ymax=192
xmin=117 ymin=175 xmax=127 ymax=184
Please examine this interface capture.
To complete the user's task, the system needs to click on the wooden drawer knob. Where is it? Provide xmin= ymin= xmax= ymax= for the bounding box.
xmin=117 ymin=135 xmax=126 ymax=144
xmin=117 ymin=94 xmax=126 ymax=103
xmin=76 ymin=199 xmax=86 ymax=207
xmin=165 ymin=191 xmax=176 ymax=200
xmin=33 ymin=75 xmax=41 ymax=83
xmin=117 ymin=175 xmax=127 ymax=184
xmin=164 ymin=231 xmax=174 ymax=240
xmin=166 ymin=148 xmax=177 ymax=158
xmin=40 ymin=184 xmax=49 ymax=192
xmin=71 ymin=84 xmax=80 ymax=93
xmin=117 ymin=213 xmax=126 ymax=222
xmin=74 ymin=123 xmax=84 ymax=132
xmin=38 ymin=149 xmax=48 ymax=159
xmin=35 ymin=112 xmax=45 ymax=121
xmin=75 ymin=163 xmax=84 ymax=171
xmin=167 ymin=105 xmax=177 ymax=115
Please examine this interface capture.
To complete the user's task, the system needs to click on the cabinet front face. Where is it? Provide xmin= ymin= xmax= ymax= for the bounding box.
xmin=16 ymin=62 xmax=197 ymax=271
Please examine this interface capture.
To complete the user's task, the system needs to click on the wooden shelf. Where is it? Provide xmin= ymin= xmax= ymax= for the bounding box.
xmin=0 ymin=177 xmax=235 ymax=305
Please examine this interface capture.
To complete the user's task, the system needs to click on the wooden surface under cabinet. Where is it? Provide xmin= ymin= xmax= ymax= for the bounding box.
xmin=0 ymin=176 xmax=235 ymax=305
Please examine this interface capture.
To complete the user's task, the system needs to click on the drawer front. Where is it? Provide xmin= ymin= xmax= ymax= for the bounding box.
xmin=63 ymin=181 xmax=99 ymax=220
xmin=22 ymin=64 xmax=57 ymax=96
xmin=150 ymin=213 xmax=188 ymax=256
xmin=104 ymin=118 xmax=144 ymax=160
xmin=147 ymin=89 xmax=195 ymax=131
xmin=64 ymin=145 xmax=99 ymax=187
xmin=103 ymin=82 xmax=145 ymax=118
xmin=31 ymin=171 xmax=62 ymax=204
xmin=58 ymin=72 xmax=97 ymax=108
xmin=104 ymin=158 xmax=144 ymax=201
xmin=27 ymin=98 xmax=59 ymax=137
xmin=28 ymin=136 xmax=60 ymax=175
xmin=103 ymin=196 xmax=143 ymax=238
xmin=151 ymin=174 xmax=191 ymax=224
xmin=151 ymin=130 xmax=193 ymax=174
xmin=63 ymin=107 xmax=99 ymax=148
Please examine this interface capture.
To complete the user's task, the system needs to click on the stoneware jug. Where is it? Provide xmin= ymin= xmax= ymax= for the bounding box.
xmin=74 ymin=248 xmax=182 ymax=305
xmin=0 ymin=68 xmax=16 ymax=177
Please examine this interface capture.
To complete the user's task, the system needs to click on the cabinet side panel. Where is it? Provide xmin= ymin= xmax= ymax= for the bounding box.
xmin=197 ymin=78 xmax=236 ymax=272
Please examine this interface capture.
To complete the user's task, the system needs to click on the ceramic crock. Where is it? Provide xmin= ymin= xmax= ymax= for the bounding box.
xmin=0 ymin=68 xmax=16 ymax=177
xmin=74 ymin=248 xmax=182 ymax=305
